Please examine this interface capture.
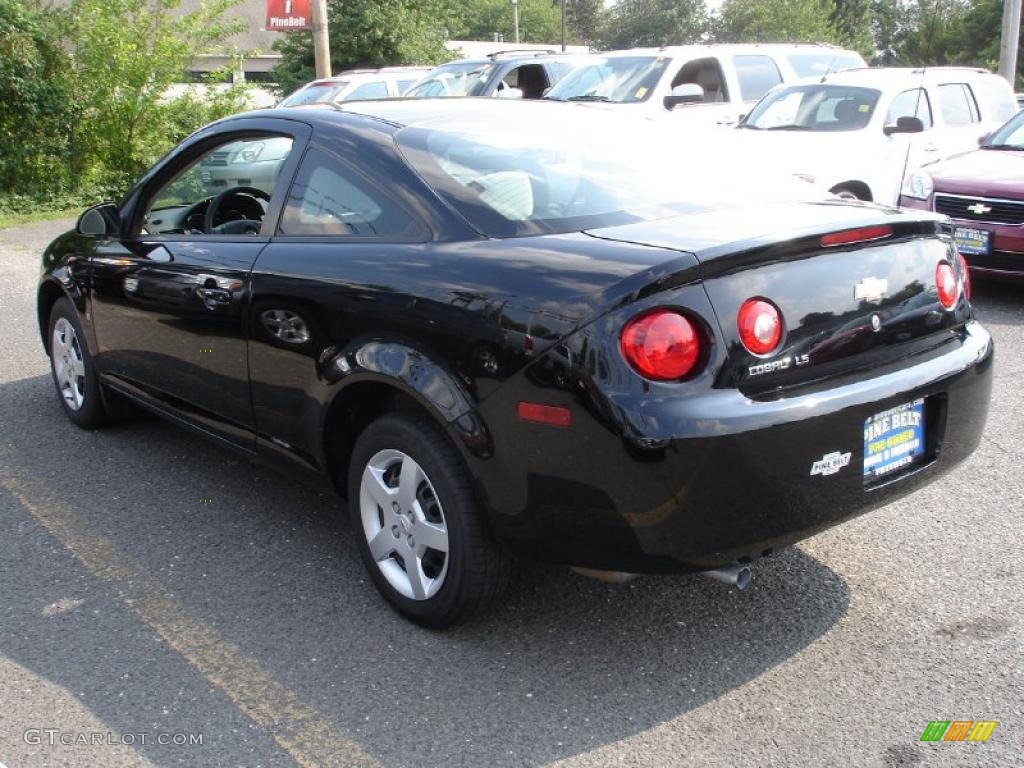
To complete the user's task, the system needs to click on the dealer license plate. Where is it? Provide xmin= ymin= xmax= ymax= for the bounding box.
xmin=954 ymin=227 xmax=991 ymax=256
xmin=863 ymin=398 xmax=926 ymax=481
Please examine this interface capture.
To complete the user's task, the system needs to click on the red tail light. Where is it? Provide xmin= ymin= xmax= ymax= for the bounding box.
xmin=820 ymin=225 xmax=893 ymax=248
xmin=737 ymin=298 xmax=783 ymax=355
xmin=935 ymin=261 xmax=958 ymax=309
xmin=620 ymin=309 xmax=700 ymax=381
xmin=957 ymin=253 xmax=972 ymax=302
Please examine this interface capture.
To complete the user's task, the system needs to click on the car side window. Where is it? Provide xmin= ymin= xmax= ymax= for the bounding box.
xmin=671 ymin=57 xmax=730 ymax=103
xmin=346 ymin=81 xmax=388 ymax=101
xmin=732 ymin=55 xmax=783 ymax=102
xmin=886 ymin=88 xmax=933 ymax=129
xmin=938 ymin=83 xmax=981 ymax=126
xmin=141 ymin=135 xmax=294 ymax=236
xmin=279 ymin=147 xmax=427 ymax=239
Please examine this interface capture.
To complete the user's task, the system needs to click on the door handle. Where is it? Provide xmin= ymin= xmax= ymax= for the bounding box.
xmin=197 ymin=287 xmax=232 ymax=305
xmin=196 ymin=274 xmax=233 ymax=307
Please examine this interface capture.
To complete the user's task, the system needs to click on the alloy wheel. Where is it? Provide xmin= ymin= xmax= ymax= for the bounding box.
xmin=359 ymin=449 xmax=450 ymax=601
xmin=52 ymin=318 xmax=86 ymax=411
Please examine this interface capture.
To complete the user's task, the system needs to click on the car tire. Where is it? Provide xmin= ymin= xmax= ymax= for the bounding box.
xmin=47 ymin=297 xmax=111 ymax=429
xmin=347 ymin=411 xmax=511 ymax=628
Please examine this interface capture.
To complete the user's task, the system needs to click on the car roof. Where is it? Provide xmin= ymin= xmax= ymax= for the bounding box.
xmin=435 ymin=51 xmax=579 ymax=66
xmin=247 ymin=98 xmax=613 ymax=133
xmin=304 ymin=67 xmax=432 ymax=84
xmin=814 ymin=66 xmax=994 ymax=90
xmin=597 ymin=43 xmax=855 ymax=58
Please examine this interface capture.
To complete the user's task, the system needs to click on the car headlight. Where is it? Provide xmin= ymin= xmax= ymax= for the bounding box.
xmin=901 ymin=170 xmax=933 ymax=200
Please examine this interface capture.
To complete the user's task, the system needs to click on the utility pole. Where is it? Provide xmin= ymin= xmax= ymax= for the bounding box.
xmin=311 ymin=0 xmax=331 ymax=79
xmin=999 ymin=0 xmax=1022 ymax=87
xmin=561 ymin=0 xmax=569 ymax=52
xmin=512 ymin=0 xmax=520 ymax=44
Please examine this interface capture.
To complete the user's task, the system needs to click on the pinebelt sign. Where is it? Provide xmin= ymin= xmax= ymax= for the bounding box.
xmin=266 ymin=0 xmax=311 ymax=30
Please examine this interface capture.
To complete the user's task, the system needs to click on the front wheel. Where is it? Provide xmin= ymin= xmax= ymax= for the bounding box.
xmin=347 ymin=412 xmax=511 ymax=628
xmin=47 ymin=297 xmax=111 ymax=429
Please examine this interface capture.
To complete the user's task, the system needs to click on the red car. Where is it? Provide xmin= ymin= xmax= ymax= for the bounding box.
xmin=900 ymin=109 xmax=1024 ymax=279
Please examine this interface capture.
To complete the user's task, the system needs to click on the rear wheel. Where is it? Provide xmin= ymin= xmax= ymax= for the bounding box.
xmin=347 ymin=412 xmax=510 ymax=628
xmin=48 ymin=297 xmax=111 ymax=429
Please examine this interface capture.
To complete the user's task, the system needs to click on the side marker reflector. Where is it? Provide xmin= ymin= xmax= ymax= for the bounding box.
xmin=517 ymin=402 xmax=572 ymax=428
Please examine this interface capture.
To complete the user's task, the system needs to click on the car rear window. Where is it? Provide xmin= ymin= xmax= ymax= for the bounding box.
xmin=395 ymin=114 xmax=748 ymax=237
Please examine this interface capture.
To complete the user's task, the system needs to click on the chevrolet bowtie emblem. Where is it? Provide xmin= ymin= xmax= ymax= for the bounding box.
xmin=966 ymin=203 xmax=992 ymax=215
xmin=854 ymin=277 xmax=888 ymax=302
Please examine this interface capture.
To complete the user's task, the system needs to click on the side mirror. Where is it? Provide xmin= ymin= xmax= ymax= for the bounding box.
xmin=663 ymin=83 xmax=704 ymax=110
xmin=978 ymin=131 xmax=991 ymax=146
xmin=76 ymin=202 xmax=120 ymax=237
xmin=883 ymin=116 xmax=924 ymax=135
xmin=497 ymin=86 xmax=524 ymax=100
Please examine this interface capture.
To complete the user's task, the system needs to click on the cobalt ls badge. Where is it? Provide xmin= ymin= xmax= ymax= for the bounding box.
xmin=810 ymin=451 xmax=852 ymax=476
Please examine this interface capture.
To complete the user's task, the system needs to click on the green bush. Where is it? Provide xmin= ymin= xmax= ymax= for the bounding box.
xmin=0 ymin=0 xmax=253 ymax=216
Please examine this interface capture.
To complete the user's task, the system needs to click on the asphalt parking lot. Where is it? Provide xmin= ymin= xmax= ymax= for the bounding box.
xmin=1 ymin=218 xmax=1022 ymax=768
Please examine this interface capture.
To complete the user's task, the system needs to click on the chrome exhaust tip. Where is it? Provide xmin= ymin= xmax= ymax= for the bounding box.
xmin=701 ymin=564 xmax=752 ymax=590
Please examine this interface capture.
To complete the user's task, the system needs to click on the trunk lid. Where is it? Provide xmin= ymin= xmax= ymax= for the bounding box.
xmin=586 ymin=202 xmax=966 ymax=395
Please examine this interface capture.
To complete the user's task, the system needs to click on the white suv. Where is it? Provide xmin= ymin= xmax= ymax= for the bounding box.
xmin=734 ymin=67 xmax=1018 ymax=204
xmin=544 ymin=44 xmax=866 ymax=126
xmin=278 ymin=67 xmax=432 ymax=106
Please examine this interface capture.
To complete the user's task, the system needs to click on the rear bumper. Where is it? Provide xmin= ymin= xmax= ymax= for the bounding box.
xmin=476 ymin=322 xmax=993 ymax=573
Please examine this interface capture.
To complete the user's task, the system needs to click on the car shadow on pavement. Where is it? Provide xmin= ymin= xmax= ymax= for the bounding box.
xmin=0 ymin=373 xmax=851 ymax=768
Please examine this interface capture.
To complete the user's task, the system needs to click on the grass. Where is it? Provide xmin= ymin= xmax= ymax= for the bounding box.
xmin=0 ymin=207 xmax=80 ymax=231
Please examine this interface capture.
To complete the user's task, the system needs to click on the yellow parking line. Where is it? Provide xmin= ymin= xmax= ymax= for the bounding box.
xmin=0 ymin=469 xmax=378 ymax=768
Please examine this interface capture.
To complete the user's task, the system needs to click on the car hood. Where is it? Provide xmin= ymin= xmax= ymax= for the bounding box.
xmin=928 ymin=148 xmax=1024 ymax=198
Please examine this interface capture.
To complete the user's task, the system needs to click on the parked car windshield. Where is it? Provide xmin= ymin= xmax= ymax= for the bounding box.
xmin=983 ymin=110 xmax=1024 ymax=149
xmin=404 ymin=62 xmax=495 ymax=98
xmin=396 ymin=111 xmax=787 ymax=237
xmin=786 ymin=52 xmax=864 ymax=78
xmin=279 ymin=82 xmax=348 ymax=107
xmin=545 ymin=56 xmax=669 ymax=103
xmin=743 ymin=84 xmax=881 ymax=131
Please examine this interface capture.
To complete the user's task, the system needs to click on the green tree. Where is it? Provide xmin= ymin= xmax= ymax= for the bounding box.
xmin=448 ymin=0 xmax=562 ymax=44
xmin=66 ymin=0 xmax=250 ymax=192
xmin=715 ymin=0 xmax=840 ymax=44
xmin=568 ymin=0 xmax=606 ymax=45
xmin=895 ymin=0 xmax=969 ymax=65
xmin=599 ymin=0 xmax=707 ymax=49
xmin=831 ymin=0 xmax=873 ymax=54
xmin=0 ymin=0 xmax=75 ymax=195
xmin=273 ymin=0 xmax=455 ymax=96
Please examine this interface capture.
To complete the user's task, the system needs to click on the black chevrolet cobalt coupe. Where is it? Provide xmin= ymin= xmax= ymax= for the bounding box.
xmin=39 ymin=100 xmax=992 ymax=627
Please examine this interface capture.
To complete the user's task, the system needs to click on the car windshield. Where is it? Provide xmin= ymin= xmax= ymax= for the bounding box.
xmin=743 ymin=84 xmax=881 ymax=131
xmin=983 ymin=110 xmax=1024 ymax=149
xmin=279 ymin=82 xmax=348 ymax=107
xmin=404 ymin=62 xmax=495 ymax=98
xmin=786 ymin=52 xmax=864 ymax=78
xmin=396 ymin=110 xmax=804 ymax=237
xmin=545 ymin=56 xmax=669 ymax=103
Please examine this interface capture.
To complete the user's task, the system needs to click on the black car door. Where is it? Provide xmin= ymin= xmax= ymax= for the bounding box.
xmin=88 ymin=118 xmax=311 ymax=449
